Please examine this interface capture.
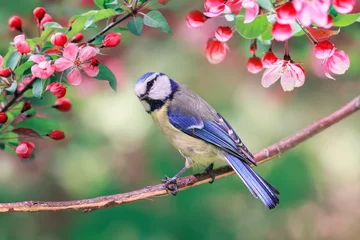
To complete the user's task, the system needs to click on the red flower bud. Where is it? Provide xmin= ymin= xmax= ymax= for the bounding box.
xmin=71 ymin=33 xmax=84 ymax=43
xmin=40 ymin=14 xmax=52 ymax=29
xmin=247 ymin=56 xmax=263 ymax=74
xmin=186 ymin=10 xmax=207 ymax=29
xmin=8 ymin=16 xmax=22 ymax=31
xmin=158 ymin=0 xmax=169 ymax=5
xmin=205 ymin=39 xmax=227 ymax=64
xmin=33 ymin=7 xmax=46 ymax=21
xmin=272 ymin=21 xmax=292 ymax=42
xmin=90 ymin=58 xmax=100 ymax=67
xmin=276 ymin=2 xmax=296 ymax=24
xmin=215 ymin=26 xmax=233 ymax=42
xmin=21 ymin=101 xmax=32 ymax=113
xmin=262 ymin=51 xmax=278 ymax=68
xmin=47 ymin=130 xmax=65 ymax=140
xmin=15 ymin=141 xmax=35 ymax=159
xmin=46 ymin=82 xmax=66 ymax=98
xmin=0 ymin=112 xmax=8 ymax=124
xmin=314 ymin=40 xmax=335 ymax=59
xmin=0 ymin=68 xmax=12 ymax=78
xmin=51 ymin=33 xmax=68 ymax=47
xmin=103 ymin=33 xmax=121 ymax=47
xmin=53 ymin=98 xmax=72 ymax=112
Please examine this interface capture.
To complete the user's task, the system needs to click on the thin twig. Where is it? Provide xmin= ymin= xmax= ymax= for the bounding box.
xmin=0 ymin=95 xmax=359 ymax=213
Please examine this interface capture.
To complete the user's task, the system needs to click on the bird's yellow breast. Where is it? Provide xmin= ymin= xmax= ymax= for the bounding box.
xmin=151 ymin=102 xmax=222 ymax=168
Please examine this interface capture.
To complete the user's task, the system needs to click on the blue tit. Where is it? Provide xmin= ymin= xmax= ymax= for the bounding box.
xmin=134 ymin=72 xmax=280 ymax=209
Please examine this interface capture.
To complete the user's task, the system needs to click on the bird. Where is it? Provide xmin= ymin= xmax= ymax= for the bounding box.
xmin=134 ymin=72 xmax=280 ymax=209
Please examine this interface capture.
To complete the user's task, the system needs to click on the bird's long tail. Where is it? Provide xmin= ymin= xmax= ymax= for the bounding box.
xmin=224 ymin=153 xmax=280 ymax=209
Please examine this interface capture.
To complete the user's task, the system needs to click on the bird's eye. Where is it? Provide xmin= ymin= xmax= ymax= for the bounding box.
xmin=147 ymin=80 xmax=154 ymax=88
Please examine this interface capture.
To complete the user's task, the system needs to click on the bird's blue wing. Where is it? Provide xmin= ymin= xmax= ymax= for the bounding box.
xmin=168 ymin=108 xmax=256 ymax=165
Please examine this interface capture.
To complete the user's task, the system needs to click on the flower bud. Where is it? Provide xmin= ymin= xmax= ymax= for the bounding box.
xmin=21 ymin=101 xmax=32 ymax=113
xmin=205 ymin=39 xmax=227 ymax=64
xmin=262 ymin=51 xmax=278 ymax=68
xmin=71 ymin=33 xmax=84 ymax=43
xmin=40 ymin=14 xmax=52 ymax=29
xmin=276 ymin=2 xmax=296 ymax=24
xmin=0 ymin=112 xmax=8 ymax=124
xmin=103 ymin=33 xmax=121 ymax=47
xmin=14 ymin=34 xmax=31 ymax=54
xmin=33 ymin=7 xmax=46 ymax=21
xmin=51 ymin=33 xmax=68 ymax=47
xmin=186 ymin=10 xmax=207 ymax=29
xmin=47 ymin=130 xmax=65 ymax=140
xmin=158 ymin=0 xmax=169 ymax=5
xmin=215 ymin=26 xmax=233 ymax=42
xmin=53 ymin=98 xmax=72 ymax=112
xmin=314 ymin=40 xmax=335 ymax=59
xmin=272 ymin=21 xmax=292 ymax=41
xmin=15 ymin=141 xmax=35 ymax=159
xmin=46 ymin=82 xmax=66 ymax=98
xmin=8 ymin=16 xmax=22 ymax=31
xmin=0 ymin=68 xmax=12 ymax=78
xmin=247 ymin=56 xmax=263 ymax=74
xmin=90 ymin=58 xmax=100 ymax=67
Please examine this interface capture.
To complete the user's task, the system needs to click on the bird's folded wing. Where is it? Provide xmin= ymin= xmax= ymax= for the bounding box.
xmin=168 ymin=108 xmax=256 ymax=165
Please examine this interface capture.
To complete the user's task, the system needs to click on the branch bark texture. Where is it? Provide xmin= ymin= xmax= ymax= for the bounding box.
xmin=1 ymin=95 xmax=359 ymax=213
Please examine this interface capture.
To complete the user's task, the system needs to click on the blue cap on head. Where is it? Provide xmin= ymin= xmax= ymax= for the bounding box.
xmin=136 ymin=72 xmax=157 ymax=85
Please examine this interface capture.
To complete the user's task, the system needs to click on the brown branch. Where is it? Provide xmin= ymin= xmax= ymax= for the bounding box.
xmin=1 ymin=95 xmax=359 ymax=213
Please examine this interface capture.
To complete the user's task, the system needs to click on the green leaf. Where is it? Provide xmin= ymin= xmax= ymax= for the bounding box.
xmin=127 ymin=17 xmax=144 ymax=36
xmin=91 ymin=35 xmax=105 ymax=45
xmin=15 ymin=117 xmax=61 ymax=135
xmin=94 ymin=0 xmax=105 ymax=8
xmin=43 ymin=22 xmax=63 ymax=29
xmin=256 ymin=0 xmax=275 ymax=12
xmin=235 ymin=15 xmax=269 ymax=39
xmin=93 ymin=9 xmax=116 ymax=22
xmin=143 ymin=10 xmax=172 ymax=33
xmin=332 ymin=13 xmax=360 ymax=27
xmin=113 ymin=27 xmax=128 ymax=32
xmin=84 ymin=15 xmax=95 ymax=30
xmin=94 ymin=0 xmax=118 ymax=9
xmin=32 ymin=78 xmax=43 ymax=98
xmin=12 ymin=128 xmax=42 ymax=138
xmin=260 ymin=24 xmax=273 ymax=40
xmin=14 ymin=61 xmax=35 ymax=76
xmin=94 ymin=64 xmax=117 ymax=91
xmin=5 ymin=51 xmax=21 ymax=70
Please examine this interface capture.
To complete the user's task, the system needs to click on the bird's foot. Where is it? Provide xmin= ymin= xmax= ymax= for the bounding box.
xmin=161 ymin=176 xmax=179 ymax=196
xmin=205 ymin=163 xmax=215 ymax=184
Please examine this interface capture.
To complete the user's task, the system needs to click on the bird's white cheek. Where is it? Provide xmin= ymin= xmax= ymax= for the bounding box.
xmin=141 ymin=100 xmax=151 ymax=112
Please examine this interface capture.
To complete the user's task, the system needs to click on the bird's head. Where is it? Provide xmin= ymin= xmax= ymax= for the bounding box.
xmin=135 ymin=72 xmax=178 ymax=112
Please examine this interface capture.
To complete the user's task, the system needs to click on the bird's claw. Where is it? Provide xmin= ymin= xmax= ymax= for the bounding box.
xmin=205 ymin=163 xmax=216 ymax=184
xmin=162 ymin=176 xmax=179 ymax=196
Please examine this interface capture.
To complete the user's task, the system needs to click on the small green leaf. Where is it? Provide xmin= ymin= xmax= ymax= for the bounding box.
xmin=113 ymin=27 xmax=128 ymax=32
xmin=260 ymin=25 xmax=273 ymax=40
xmin=43 ymin=22 xmax=63 ymax=30
xmin=84 ymin=15 xmax=95 ymax=30
xmin=91 ymin=35 xmax=105 ymax=45
xmin=32 ymin=78 xmax=43 ymax=98
xmin=14 ymin=61 xmax=35 ymax=76
xmin=5 ymin=51 xmax=21 ymax=70
xmin=93 ymin=9 xmax=116 ymax=22
xmin=94 ymin=0 xmax=118 ymax=9
xmin=127 ymin=17 xmax=144 ymax=36
xmin=256 ymin=0 xmax=275 ymax=12
xmin=94 ymin=0 xmax=105 ymax=8
xmin=143 ymin=10 xmax=172 ymax=33
xmin=235 ymin=15 xmax=269 ymax=39
xmin=15 ymin=117 xmax=61 ymax=135
xmin=94 ymin=64 xmax=117 ymax=91
xmin=332 ymin=13 xmax=360 ymax=27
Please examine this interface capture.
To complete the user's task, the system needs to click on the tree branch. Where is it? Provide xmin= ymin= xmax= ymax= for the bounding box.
xmin=1 ymin=95 xmax=359 ymax=213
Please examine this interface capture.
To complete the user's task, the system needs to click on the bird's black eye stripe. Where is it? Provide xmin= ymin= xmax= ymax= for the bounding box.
xmin=147 ymin=80 xmax=154 ymax=88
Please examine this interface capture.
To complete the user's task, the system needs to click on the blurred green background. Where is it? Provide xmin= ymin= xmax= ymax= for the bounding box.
xmin=0 ymin=0 xmax=360 ymax=239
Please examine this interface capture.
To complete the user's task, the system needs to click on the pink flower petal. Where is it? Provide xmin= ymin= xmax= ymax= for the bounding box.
xmin=280 ymin=69 xmax=296 ymax=91
xmin=54 ymin=57 xmax=73 ymax=72
xmin=79 ymin=46 xmax=98 ymax=62
xmin=323 ymin=58 xmax=335 ymax=80
xmin=67 ymin=68 xmax=83 ymax=85
xmin=14 ymin=35 xmax=26 ymax=45
xmin=244 ymin=2 xmax=259 ymax=23
xmin=333 ymin=0 xmax=355 ymax=14
xmin=63 ymin=43 xmax=78 ymax=61
xmin=29 ymin=55 xmax=47 ymax=64
xmin=82 ymin=63 xmax=99 ymax=77
xmin=327 ymin=49 xmax=350 ymax=75
xmin=0 ymin=56 xmax=3 ymax=68
xmin=261 ymin=63 xmax=282 ymax=88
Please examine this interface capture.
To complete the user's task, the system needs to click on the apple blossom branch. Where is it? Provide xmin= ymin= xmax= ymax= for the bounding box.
xmin=0 ymin=95 xmax=359 ymax=213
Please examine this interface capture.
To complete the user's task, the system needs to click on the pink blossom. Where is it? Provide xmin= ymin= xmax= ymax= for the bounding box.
xmin=54 ymin=43 xmax=99 ymax=85
xmin=204 ymin=0 xmax=226 ymax=17
xmin=30 ymin=55 xmax=55 ymax=79
xmin=261 ymin=59 xmax=305 ymax=91
xmin=332 ymin=0 xmax=356 ymax=14
xmin=215 ymin=26 xmax=233 ymax=42
xmin=241 ymin=0 xmax=260 ymax=23
xmin=276 ymin=2 xmax=297 ymax=24
xmin=293 ymin=0 xmax=331 ymax=27
xmin=205 ymin=39 xmax=228 ymax=64
xmin=272 ymin=22 xmax=292 ymax=41
xmin=262 ymin=51 xmax=279 ymax=68
xmin=314 ymin=40 xmax=335 ymax=59
xmin=323 ymin=49 xmax=350 ymax=79
xmin=14 ymin=35 xmax=31 ymax=54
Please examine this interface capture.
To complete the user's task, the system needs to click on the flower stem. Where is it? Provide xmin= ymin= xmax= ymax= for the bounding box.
xmin=296 ymin=19 xmax=318 ymax=44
